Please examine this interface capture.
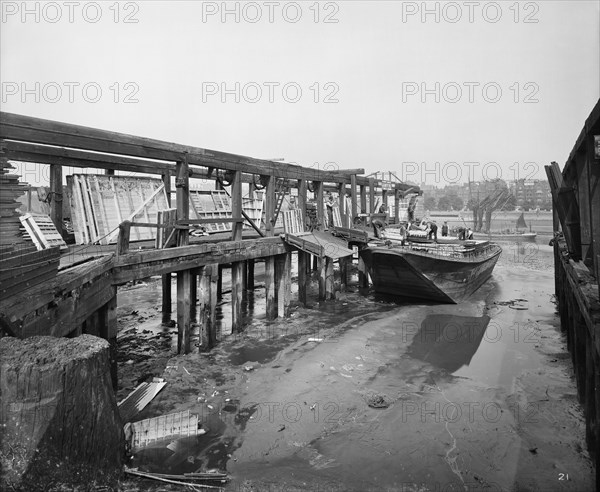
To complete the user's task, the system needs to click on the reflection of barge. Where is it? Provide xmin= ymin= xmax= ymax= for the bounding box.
xmin=360 ymin=240 xmax=502 ymax=304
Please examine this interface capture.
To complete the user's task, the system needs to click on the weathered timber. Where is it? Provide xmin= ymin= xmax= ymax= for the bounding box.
xmin=198 ymin=264 xmax=218 ymax=350
xmin=1 ymin=255 xmax=115 ymax=338
xmin=265 ymin=257 xmax=276 ymax=320
xmin=247 ymin=259 xmax=255 ymax=291
xmin=112 ymin=237 xmax=287 ymax=283
xmin=555 ymin=239 xmax=600 ymax=484
xmin=276 ymin=252 xmax=292 ymax=317
xmin=0 ymin=335 xmax=124 ymax=490
xmin=358 ymin=254 xmax=369 ymax=288
xmin=0 ymin=112 xmax=370 ymax=184
xmin=232 ymin=261 xmax=244 ymax=332
xmin=298 ymin=251 xmax=308 ymax=305
xmin=49 ymin=164 xmax=63 ymax=236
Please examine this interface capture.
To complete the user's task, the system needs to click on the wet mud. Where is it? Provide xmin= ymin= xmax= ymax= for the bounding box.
xmin=117 ymin=242 xmax=595 ymax=491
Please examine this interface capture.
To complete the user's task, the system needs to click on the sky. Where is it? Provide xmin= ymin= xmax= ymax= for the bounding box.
xmin=1 ymin=0 xmax=599 ymax=187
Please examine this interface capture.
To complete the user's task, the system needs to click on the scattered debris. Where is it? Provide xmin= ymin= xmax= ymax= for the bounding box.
xmin=366 ymin=392 xmax=393 ymax=409
xmin=278 ymin=424 xmax=286 ymax=432
xmin=243 ymin=364 xmax=255 ymax=372
xmin=125 ymin=409 xmax=205 ymax=452
xmin=118 ymin=377 xmax=167 ymax=423
xmin=124 ymin=467 xmax=227 ymax=489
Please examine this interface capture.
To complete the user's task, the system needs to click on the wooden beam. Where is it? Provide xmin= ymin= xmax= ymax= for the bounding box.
xmin=0 ymin=111 xmax=360 ymax=183
xmin=49 ymin=164 xmax=63 ymax=236
xmin=394 ymin=189 xmax=400 ymax=224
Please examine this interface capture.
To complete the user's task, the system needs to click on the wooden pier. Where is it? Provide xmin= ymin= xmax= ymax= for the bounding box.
xmin=545 ymin=98 xmax=600 ymax=485
xmin=0 ymin=111 xmax=420 ymax=388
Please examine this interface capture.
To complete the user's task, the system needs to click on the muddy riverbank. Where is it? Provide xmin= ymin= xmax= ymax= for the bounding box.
xmin=116 ymin=241 xmax=595 ymax=491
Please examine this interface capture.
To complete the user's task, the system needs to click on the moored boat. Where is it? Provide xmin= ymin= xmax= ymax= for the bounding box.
xmin=360 ymin=239 xmax=502 ymax=303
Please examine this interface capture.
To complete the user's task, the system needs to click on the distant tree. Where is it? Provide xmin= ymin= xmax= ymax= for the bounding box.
xmin=438 ymin=195 xmax=463 ymax=211
xmin=522 ymin=200 xmax=536 ymax=211
xmin=424 ymin=196 xmax=437 ymax=210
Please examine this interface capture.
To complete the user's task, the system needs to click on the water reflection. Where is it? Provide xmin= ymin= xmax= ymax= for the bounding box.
xmin=407 ymin=314 xmax=490 ymax=373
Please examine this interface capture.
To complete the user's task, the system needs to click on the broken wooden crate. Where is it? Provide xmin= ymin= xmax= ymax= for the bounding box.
xmin=19 ymin=213 xmax=67 ymax=251
xmin=125 ymin=409 xmax=203 ymax=452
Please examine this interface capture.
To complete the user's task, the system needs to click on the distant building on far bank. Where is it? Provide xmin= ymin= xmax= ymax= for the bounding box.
xmin=509 ymin=179 xmax=552 ymax=209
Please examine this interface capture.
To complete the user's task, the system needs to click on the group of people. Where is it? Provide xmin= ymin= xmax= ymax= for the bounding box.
xmin=409 ymin=219 xmax=473 ymax=242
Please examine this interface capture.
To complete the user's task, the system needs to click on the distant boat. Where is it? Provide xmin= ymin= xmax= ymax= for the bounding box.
xmin=360 ymin=239 xmax=502 ymax=304
xmin=474 ymin=212 xmax=537 ymax=241
xmin=517 ymin=212 xmax=537 ymax=241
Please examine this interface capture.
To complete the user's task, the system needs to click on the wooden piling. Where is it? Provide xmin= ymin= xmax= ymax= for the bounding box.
xmin=161 ymin=172 xmax=172 ymax=315
xmin=265 ymin=175 xmax=277 ymax=320
xmin=340 ymin=256 xmax=349 ymax=292
xmin=265 ymin=257 xmax=277 ymax=320
xmin=176 ymin=157 xmax=191 ymax=354
xmin=358 ymin=254 xmax=369 ymax=288
xmin=198 ymin=264 xmax=218 ymax=350
xmin=231 ymin=170 xmax=244 ymax=332
xmin=276 ymin=252 xmax=291 ymax=317
xmin=298 ymin=251 xmax=308 ymax=305
xmin=247 ymin=259 xmax=255 ymax=291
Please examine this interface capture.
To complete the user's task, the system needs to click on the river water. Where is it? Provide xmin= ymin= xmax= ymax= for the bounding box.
xmin=117 ymin=239 xmax=595 ymax=491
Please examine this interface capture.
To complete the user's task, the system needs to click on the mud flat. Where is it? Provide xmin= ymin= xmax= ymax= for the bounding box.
xmin=117 ymin=247 xmax=595 ymax=491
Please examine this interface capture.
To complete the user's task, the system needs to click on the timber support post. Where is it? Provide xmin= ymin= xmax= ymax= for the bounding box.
xmin=161 ymin=172 xmax=172 ymax=315
xmin=176 ymin=156 xmax=191 ymax=354
xmin=198 ymin=264 xmax=218 ymax=350
xmin=231 ymin=170 xmax=244 ymax=332
xmin=265 ymin=175 xmax=277 ymax=320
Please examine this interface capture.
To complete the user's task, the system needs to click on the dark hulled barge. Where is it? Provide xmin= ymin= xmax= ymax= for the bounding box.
xmin=360 ymin=239 xmax=502 ymax=303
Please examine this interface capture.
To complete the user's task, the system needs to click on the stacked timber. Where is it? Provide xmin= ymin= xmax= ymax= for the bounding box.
xmin=0 ymin=153 xmax=27 ymax=247
xmin=0 ymin=335 xmax=125 ymax=490
xmin=0 ymin=245 xmax=60 ymax=299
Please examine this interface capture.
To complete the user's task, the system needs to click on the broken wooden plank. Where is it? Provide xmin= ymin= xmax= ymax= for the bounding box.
xmin=118 ymin=378 xmax=167 ymax=423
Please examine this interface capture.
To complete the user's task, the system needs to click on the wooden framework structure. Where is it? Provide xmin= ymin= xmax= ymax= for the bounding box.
xmin=0 ymin=111 xmax=420 ymax=389
xmin=545 ymin=98 xmax=600 ymax=485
